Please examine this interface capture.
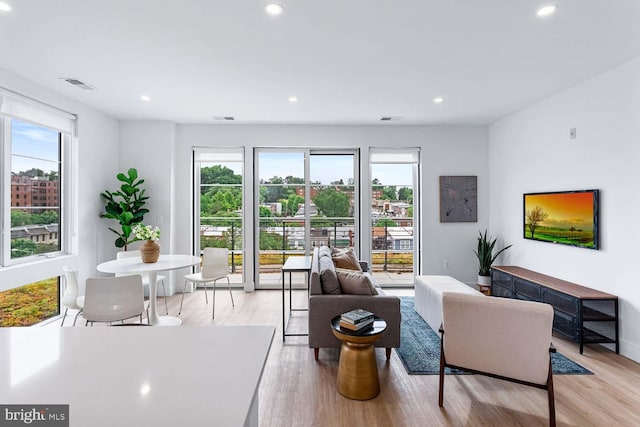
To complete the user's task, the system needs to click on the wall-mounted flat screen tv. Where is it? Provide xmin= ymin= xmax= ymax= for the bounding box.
xmin=523 ymin=190 xmax=599 ymax=250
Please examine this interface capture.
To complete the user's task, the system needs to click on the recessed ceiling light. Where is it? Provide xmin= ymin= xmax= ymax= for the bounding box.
xmin=265 ymin=3 xmax=283 ymax=16
xmin=0 ymin=2 xmax=12 ymax=12
xmin=433 ymin=97 xmax=444 ymax=104
xmin=537 ymin=4 xmax=557 ymax=17
xmin=140 ymin=95 xmax=151 ymax=102
xmin=288 ymin=96 xmax=298 ymax=103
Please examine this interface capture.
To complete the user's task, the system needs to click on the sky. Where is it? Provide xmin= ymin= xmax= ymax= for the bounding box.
xmin=204 ymin=152 xmax=413 ymax=186
xmin=11 ymin=119 xmax=59 ymax=174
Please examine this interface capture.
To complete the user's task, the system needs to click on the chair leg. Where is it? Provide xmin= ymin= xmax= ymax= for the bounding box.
xmin=438 ymin=342 xmax=446 ymax=407
xmin=204 ymin=281 xmax=208 ymax=304
xmin=160 ymin=278 xmax=169 ymax=315
xmin=178 ymin=280 xmax=189 ymax=315
xmin=227 ymin=277 xmax=234 ymax=307
xmin=72 ymin=309 xmax=83 ymax=327
xmin=547 ymin=359 xmax=556 ymax=427
xmin=60 ymin=308 xmax=69 ymax=327
xmin=211 ymin=280 xmax=217 ymax=319
xmin=386 ymin=348 xmax=392 ymax=360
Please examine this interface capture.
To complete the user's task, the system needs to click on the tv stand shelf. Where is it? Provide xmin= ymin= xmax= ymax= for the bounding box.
xmin=491 ymin=266 xmax=619 ymax=354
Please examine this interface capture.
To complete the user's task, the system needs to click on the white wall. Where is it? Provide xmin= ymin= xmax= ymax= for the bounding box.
xmin=118 ymin=121 xmax=178 ymax=294
xmin=489 ymin=57 xmax=640 ymax=361
xmin=0 ymin=67 xmax=119 ymax=295
xmin=116 ymin=123 xmax=489 ymax=289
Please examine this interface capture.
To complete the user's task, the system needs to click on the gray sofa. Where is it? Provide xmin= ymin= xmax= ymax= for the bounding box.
xmin=308 ymin=246 xmax=401 ymax=360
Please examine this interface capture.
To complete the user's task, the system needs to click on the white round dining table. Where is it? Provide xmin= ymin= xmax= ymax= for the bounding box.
xmin=97 ymin=254 xmax=201 ymax=326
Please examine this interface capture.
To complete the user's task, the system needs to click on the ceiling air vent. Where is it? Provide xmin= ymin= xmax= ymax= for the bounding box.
xmin=61 ymin=78 xmax=95 ymax=90
xmin=212 ymin=116 xmax=235 ymax=121
xmin=380 ymin=116 xmax=404 ymax=121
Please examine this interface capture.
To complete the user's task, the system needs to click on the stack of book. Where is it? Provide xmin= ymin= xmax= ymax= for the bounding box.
xmin=339 ymin=309 xmax=374 ymax=332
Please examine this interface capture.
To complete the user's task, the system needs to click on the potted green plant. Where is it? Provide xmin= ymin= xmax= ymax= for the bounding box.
xmin=100 ymin=168 xmax=149 ymax=250
xmin=474 ymin=230 xmax=512 ymax=287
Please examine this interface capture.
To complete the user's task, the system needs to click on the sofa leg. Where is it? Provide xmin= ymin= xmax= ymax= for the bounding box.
xmin=314 ymin=348 xmax=319 ymax=361
xmin=386 ymin=348 xmax=391 ymax=360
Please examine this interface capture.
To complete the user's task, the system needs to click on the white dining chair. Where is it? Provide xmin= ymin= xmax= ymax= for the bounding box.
xmin=179 ymin=247 xmax=234 ymax=319
xmin=61 ymin=266 xmax=85 ymax=327
xmin=116 ymin=250 xmax=169 ymax=315
xmin=83 ymin=275 xmax=146 ymax=325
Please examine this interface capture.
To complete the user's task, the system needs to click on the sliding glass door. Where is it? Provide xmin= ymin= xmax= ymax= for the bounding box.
xmin=255 ymin=149 xmax=357 ymax=288
xmin=256 ymin=151 xmax=305 ymax=288
xmin=309 ymin=153 xmax=357 ymax=252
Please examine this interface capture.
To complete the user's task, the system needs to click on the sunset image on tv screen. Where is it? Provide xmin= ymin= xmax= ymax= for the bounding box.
xmin=524 ymin=191 xmax=598 ymax=249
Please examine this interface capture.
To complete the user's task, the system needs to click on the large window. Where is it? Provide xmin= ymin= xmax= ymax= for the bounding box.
xmin=369 ymin=149 xmax=419 ymax=285
xmin=8 ymin=120 xmax=61 ymax=260
xmin=193 ymin=148 xmax=244 ymax=284
xmin=191 ymin=146 xmax=421 ymax=289
xmin=0 ymin=90 xmax=76 ymax=325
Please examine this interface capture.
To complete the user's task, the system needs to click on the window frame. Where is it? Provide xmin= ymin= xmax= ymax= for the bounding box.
xmin=1 ymin=117 xmax=71 ymax=266
xmin=192 ymin=147 xmax=246 ymax=284
xmin=368 ymin=147 xmax=421 ymax=279
xmin=253 ymin=148 xmax=359 ymax=288
xmin=0 ymin=89 xmax=77 ymax=279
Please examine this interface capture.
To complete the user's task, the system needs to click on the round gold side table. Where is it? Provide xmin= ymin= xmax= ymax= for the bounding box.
xmin=331 ymin=316 xmax=387 ymax=400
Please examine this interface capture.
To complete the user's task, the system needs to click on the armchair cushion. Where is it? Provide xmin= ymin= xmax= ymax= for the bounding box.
xmin=442 ymin=292 xmax=554 ymax=385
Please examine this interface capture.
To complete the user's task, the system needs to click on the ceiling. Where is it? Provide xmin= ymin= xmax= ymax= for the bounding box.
xmin=0 ymin=0 xmax=639 ymax=125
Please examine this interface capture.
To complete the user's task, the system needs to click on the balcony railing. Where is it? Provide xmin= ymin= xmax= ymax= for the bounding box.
xmin=200 ymin=216 xmax=414 ymax=278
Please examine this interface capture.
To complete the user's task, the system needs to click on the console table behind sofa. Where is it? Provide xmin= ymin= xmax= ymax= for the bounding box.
xmin=491 ymin=266 xmax=618 ymax=354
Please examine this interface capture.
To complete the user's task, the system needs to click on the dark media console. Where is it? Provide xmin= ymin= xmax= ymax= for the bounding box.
xmin=491 ymin=266 xmax=618 ymax=354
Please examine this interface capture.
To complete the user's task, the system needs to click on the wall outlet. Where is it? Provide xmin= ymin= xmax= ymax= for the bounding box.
xmin=443 ymin=260 xmax=450 ymax=269
xmin=570 ymin=127 xmax=577 ymax=139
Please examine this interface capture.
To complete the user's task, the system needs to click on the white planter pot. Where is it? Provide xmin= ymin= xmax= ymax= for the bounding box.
xmin=477 ymin=275 xmax=491 ymax=287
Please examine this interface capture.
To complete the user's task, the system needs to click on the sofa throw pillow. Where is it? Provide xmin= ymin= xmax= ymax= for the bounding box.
xmin=319 ymin=246 xmax=333 ymax=259
xmin=331 ymin=248 xmax=362 ymax=272
xmin=337 ymin=268 xmax=379 ymax=295
xmin=319 ymin=256 xmax=341 ymax=294
xmin=336 ymin=270 xmax=377 ymax=295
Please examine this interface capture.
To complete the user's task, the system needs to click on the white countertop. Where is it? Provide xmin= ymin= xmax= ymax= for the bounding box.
xmin=0 ymin=326 xmax=274 ymax=426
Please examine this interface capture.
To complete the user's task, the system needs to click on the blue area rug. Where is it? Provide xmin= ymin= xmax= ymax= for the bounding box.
xmin=396 ymin=296 xmax=592 ymax=375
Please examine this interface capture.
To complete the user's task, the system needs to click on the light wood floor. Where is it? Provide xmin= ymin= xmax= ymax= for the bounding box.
xmin=70 ymin=288 xmax=640 ymax=426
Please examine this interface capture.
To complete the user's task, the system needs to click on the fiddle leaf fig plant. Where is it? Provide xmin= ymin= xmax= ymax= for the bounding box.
xmin=100 ymin=168 xmax=149 ymax=249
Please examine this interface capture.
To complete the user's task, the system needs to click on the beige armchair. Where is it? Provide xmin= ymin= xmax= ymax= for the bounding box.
xmin=439 ymin=292 xmax=556 ymax=427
